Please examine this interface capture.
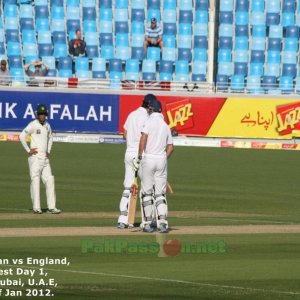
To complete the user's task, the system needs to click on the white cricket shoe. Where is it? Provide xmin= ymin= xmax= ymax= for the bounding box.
xmin=158 ymin=223 xmax=168 ymax=233
xmin=143 ymin=224 xmax=155 ymax=233
xmin=33 ymin=209 xmax=42 ymax=214
xmin=47 ymin=208 xmax=61 ymax=214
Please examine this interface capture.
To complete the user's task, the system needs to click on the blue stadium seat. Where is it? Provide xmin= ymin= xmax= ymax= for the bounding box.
xmin=219 ymin=37 xmax=232 ymax=49
xmin=58 ymin=56 xmax=72 ymax=70
xmin=132 ymin=47 xmax=144 ymax=60
xmin=67 ymin=6 xmax=80 ymax=19
xmin=67 ymin=19 xmax=80 ymax=34
xmin=284 ymin=38 xmax=298 ymax=51
xmin=51 ymin=0 xmax=63 ymax=6
xmin=22 ymin=30 xmax=36 ymax=43
xmin=163 ymin=35 xmax=176 ymax=48
xmin=175 ymin=60 xmax=189 ymax=81
xmin=86 ymin=46 xmax=99 ymax=58
xmin=282 ymin=0 xmax=295 ymax=12
xmin=53 ymin=31 xmax=66 ymax=44
xmin=125 ymin=59 xmax=139 ymax=81
xmin=251 ymin=50 xmax=264 ymax=63
xmin=36 ymin=18 xmax=50 ymax=32
xmin=54 ymin=44 xmax=67 ymax=58
xmin=194 ymin=23 xmax=208 ymax=36
xmin=42 ymin=56 xmax=56 ymax=72
xmin=218 ymin=62 xmax=232 ymax=75
xmin=92 ymin=57 xmax=106 ymax=78
xmin=266 ymin=0 xmax=280 ymax=13
xmin=131 ymin=34 xmax=144 ymax=47
xmin=179 ymin=35 xmax=192 ymax=48
xmin=252 ymin=25 xmax=266 ymax=37
xmin=279 ymin=76 xmax=294 ymax=93
xmin=234 ymin=62 xmax=247 ymax=75
xmin=116 ymin=0 xmax=128 ymax=8
xmin=251 ymin=37 xmax=266 ymax=50
xmin=219 ymin=24 xmax=233 ymax=37
xmin=235 ymin=12 xmax=249 ymax=25
xmin=99 ymin=8 xmax=112 ymax=21
xmin=164 ymin=0 xmax=176 ymax=9
xmin=8 ymin=55 xmax=22 ymax=68
xmin=132 ymin=9 xmax=145 ymax=22
xmin=162 ymin=47 xmax=176 ymax=62
xmin=75 ymin=57 xmax=89 ymax=71
xmin=20 ymin=5 xmax=33 ymax=18
xmin=269 ymin=25 xmax=282 ymax=38
xmin=178 ymin=48 xmax=192 ymax=61
xmin=262 ymin=76 xmax=277 ymax=90
xmin=218 ymin=49 xmax=232 ymax=62
xmin=116 ymin=47 xmax=131 ymax=61
xmin=83 ymin=0 xmax=95 ymax=7
xmin=67 ymin=0 xmax=79 ymax=5
xmin=147 ymin=47 xmax=160 ymax=61
xmin=219 ymin=11 xmax=233 ymax=24
xmin=132 ymin=0 xmax=145 ymax=9
xmin=4 ymin=5 xmax=18 ymax=18
xmin=116 ymin=33 xmax=129 ymax=47
xmin=235 ymin=37 xmax=248 ymax=50
xmin=85 ymin=32 xmax=98 ymax=46
xmin=83 ymin=7 xmax=96 ymax=20
xmin=282 ymin=13 xmax=295 ymax=27
xmin=51 ymin=6 xmax=64 ymax=20
xmin=10 ymin=68 xmax=24 ymax=82
xmin=35 ymin=5 xmax=49 ymax=19
xmin=115 ymin=9 xmax=128 ymax=22
xmin=267 ymin=50 xmax=280 ymax=63
xmin=147 ymin=0 xmax=160 ymax=9
xmin=192 ymin=61 xmax=206 ymax=79
xmin=23 ymin=43 xmax=38 ymax=58
xmin=99 ymin=0 xmax=112 ymax=8
xmin=216 ymin=74 xmax=229 ymax=90
xmin=52 ymin=19 xmax=65 ymax=32
xmin=235 ymin=25 xmax=248 ymax=36
xmin=0 ymin=42 xmax=5 ymax=55
xmin=236 ymin=0 xmax=249 ymax=11
xmin=142 ymin=59 xmax=156 ymax=80
xmin=286 ymin=26 xmax=299 ymax=38
xmin=6 ymin=18 xmax=20 ymax=30
xmin=282 ymin=51 xmax=297 ymax=64
xmin=115 ymin=22 xmax=129 ymax=33
xmin=147 ymin=9 xmax=161 ymax=23
xmin=265 ymin=63 xmax=280 ymax=76
xmin=251 ymin=0 xmax=264 ymax=12
xmin=234 ymin=50 xmax=248 ymax=62
xmin=38 ymin=31 xmax=51 ymax=44
xmin=6 ymin=29 xmax=20 ymax=42
xmin=179 ymin=0 xmax=193 ymax=10
xmin=101 ymin=45 xmax=114 ymax=60
xmin=99 ymin=21 xmax=113 ymax=33
xmin=282 ymin=63 xmax=296 ymax=77
xmin=38 ymin=44 xmax=53 ymax=56
xmin=195 ymin=10 xmax=208 ymax=24
xmin=100 ymin=33 xmax=113 ymax=46
xmin=159 ymin=60 xmax=173 ymax=81
xmin=179 ymin=10 xmax=193 ymax=24
xmin=251 ymin=12 xmax=265 ymax=25
xmin=163 ymin=10 xmax=176 ymax=23
xmin=163 ymin=23 xmax=176 ymax=35
xmin=246 ymin=75 xmax=262 ymax=92
xmin=58 ymin=69 xmax=72 ymax=78
xmin=266 ymin=13 xmax=280 ymax=26
xmin=268 ymin=38 xmax=281 ymax=51
xmin=83 ymin=20 xmax=97 ymax=33
xmin=230 ymin=75 xmax=245 ymax=90
xmin=7 ymin=41 xmax=21 ymax=56
xmin=131 ymin=22 xmax=144 ymax=34
xmin=249 ymin=62 xmax=263 ymax=75
xmin=196 ymin=0 xmax=209 ymax=10
xmin=220 ymin=0 xmax=233 ymax=11
xmin=76 ymin=70 xmax=90 ymax=79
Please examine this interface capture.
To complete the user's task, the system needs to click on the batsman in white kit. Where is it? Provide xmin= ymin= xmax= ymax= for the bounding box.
xmin=19 ymin=104 xmax=61 ymax=214
xmin=133 ymin=99 xmax=174 ymax=233
xmin=117 ymin=94 xmax=156 ymax=228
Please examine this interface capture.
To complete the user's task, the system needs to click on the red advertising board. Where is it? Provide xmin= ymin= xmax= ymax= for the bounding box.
xmin=119 ymin=95 xmax=226 ymax=136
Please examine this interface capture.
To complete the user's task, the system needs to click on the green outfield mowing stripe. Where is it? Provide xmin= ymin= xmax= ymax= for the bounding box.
xmin=3 ymin=264 xmax=300 ymax=297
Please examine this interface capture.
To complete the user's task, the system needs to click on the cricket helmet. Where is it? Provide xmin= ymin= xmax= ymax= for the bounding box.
xmin=36 ymin=104 xmax=48 ymax=116
xmin=151 ymin=99 xmax=162 ymax=113
xmin=142 ymin=94 xmax=157 ymax=109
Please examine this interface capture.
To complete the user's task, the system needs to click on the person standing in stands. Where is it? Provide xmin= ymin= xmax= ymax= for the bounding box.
xmin=144 ymin=18 xmax=164 ymax=57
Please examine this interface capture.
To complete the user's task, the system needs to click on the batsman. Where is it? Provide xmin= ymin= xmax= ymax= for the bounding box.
xmin=19 ymin=104 xmax=61 ymax=214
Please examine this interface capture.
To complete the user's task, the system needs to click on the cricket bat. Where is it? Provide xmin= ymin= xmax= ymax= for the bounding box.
xmin=166 ymin=181 xmax=174 ymax=195
xmin=128 ymin=171 xmax=138 ymax=227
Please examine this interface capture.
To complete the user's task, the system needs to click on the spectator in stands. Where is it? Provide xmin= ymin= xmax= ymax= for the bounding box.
xmin=144 ymin=18 xmax=163 ymax=57
xmin=24 ymin=61 xmax=49 ymax=86
xmin=0 ymin=60 xmax=11 ymax=86
xmin=69 ymin=29 xmax=86 ymax=57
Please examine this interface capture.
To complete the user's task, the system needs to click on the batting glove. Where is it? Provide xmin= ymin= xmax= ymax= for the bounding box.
xmin=132 ymin=157 xmax=141 ymax=172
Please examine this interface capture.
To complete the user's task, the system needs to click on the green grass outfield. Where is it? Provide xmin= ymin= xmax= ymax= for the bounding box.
xmin=0 ymin=142 xmax=299 ymax=299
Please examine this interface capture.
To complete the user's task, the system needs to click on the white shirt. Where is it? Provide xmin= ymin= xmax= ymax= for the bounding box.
xmin=124 ymin=107 xmax=149 ymax=152
xmin=142 ymin=113 xmax=173 ymax=157
xmin=19 ymin=120 xmax=53 ymax=158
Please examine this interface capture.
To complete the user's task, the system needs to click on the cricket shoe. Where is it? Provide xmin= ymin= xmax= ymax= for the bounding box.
xmin=117 ymin=223 xmax=127 ymax=229
xmin=47 ymin=208 xmax=61 ymax=214
xmin=33 ymin=209 xmax=42 ymax=214
xmin=158 ymin=223 xmax=168 ymax=233
xmin=143 ymin=224 xmax=155 ymax=233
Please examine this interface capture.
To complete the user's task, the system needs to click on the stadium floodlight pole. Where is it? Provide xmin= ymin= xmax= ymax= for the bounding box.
xmin=207 ymin=0 xmax=216 ymax=89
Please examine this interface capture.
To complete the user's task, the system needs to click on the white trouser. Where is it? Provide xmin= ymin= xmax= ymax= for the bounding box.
xmin=118 ymin=151 xmax=142 ymax=224
xmin=141 ymin=155 xmax=168 ymax=227
xmin=28 ymin=156 xmax=56 ymax=211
